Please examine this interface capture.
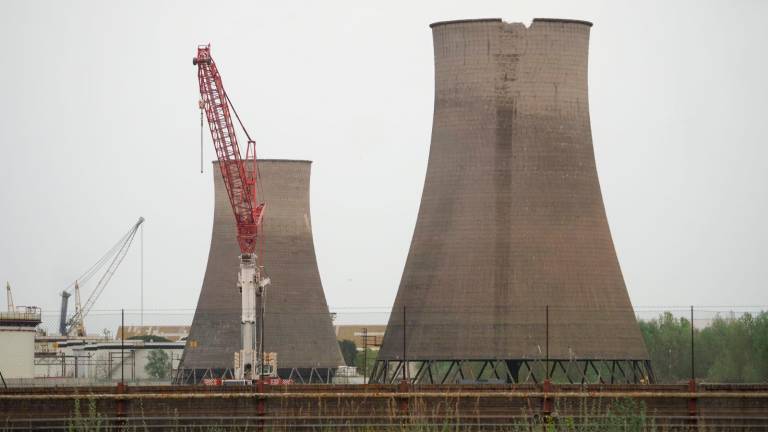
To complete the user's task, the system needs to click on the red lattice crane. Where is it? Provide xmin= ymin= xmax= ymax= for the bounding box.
xmin=194 ymin=45 xmax=272 ymax=381
xmin=193 ymin=45 xmax=264 ymax=254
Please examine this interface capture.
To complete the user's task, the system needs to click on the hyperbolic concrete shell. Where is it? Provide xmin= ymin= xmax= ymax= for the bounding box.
xmin=377 ymin=19 xmax=649 ymax=363
xmin=180 ymin=160 xmax=343 ymax=374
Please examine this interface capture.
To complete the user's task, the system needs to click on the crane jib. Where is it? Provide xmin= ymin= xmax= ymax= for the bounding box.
xmin=194 ymin=45 xmax=263 ymax=254
xmin=62 ymin=217 xmax=144 ymax=337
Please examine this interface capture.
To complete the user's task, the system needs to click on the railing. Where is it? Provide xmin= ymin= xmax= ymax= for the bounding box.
xmin=0 ymin=310 xmax=42 ymax=322
xmin=1 ymin=384 xmax=768 ymax=430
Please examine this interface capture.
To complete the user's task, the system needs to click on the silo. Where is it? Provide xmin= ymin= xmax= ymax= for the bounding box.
xmin=371 ymin=18 xmax=653 ymax=384
xmin=177 ymin=159 xmax=343 ymax=383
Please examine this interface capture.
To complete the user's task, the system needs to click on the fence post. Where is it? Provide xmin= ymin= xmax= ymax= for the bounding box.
xmin=402 ymin=306 xmax=407 ymax=381
xmin=114 ymin=309 xmax=128 ymax=429
xmin=363 ymin=327 xmax=368 ymax=384
xmin=690 ymin=305 xmax=695 ymax=382
xmin=398 ymin=377 xmax=410 ymax=418
xmin=257 ymin=378 xmax=267 ymax=430
xmin=542 ymin=305 xmax=554 ymax=417
xmin=398 ymin=306 xmax=410 ymax=418
xmin=121 ymin=308 xmax=125 ymax=384
xmin=688 ymin=305 xmax=698 ymax=423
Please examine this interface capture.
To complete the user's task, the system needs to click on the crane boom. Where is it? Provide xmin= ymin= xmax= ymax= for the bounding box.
xmin=72 ymin=281 xmax=86 ymax=337
xmin=63 ymin=217 xmax=144 ymax=336
xmin=194 ymin=45 xmax=272 ymax=381
xmin=193 ymin=45 xmax=264 ymax=254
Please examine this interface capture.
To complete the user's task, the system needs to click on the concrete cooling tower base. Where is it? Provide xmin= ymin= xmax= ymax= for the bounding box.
xmin=371 ymin=18 xmax=653 ymax=385
xmin=372 ymin=358 xmax=653 ymax=386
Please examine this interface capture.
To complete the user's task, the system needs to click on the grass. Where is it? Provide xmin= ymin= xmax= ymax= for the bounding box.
xmin=29 ymin=395 xmax=714 ymax=431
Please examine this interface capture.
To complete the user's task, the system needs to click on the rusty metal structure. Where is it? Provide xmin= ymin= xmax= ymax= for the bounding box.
xmin=371 ymin=18 xmax=652 ymax=384
xmin=177 ymin=160 xmax=343 ymax=383
xmin=3 ymin=383 xmax=768 ymax=429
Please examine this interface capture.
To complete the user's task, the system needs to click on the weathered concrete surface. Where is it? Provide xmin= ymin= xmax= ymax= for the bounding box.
xmin=377 ymin=18 xmax=648 ymax=365
xmin=179 ymin=160 xmax=343 ymax=376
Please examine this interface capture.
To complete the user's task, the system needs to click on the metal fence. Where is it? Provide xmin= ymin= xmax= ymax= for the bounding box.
xmin=14 ymin=306 xmax=768 ymax=386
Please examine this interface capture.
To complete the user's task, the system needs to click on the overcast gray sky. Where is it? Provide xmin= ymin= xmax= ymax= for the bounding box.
xmin=1 ymin=0 xmax=766 ymax=333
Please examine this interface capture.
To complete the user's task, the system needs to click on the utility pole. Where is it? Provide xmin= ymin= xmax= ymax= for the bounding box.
xmin=259 ymin=282 xmax=265 ymax=380
xmin=121 ymin=308 xmax=125 ymax=384
xmin=140 ymin=223 xmax=144 ymax=328
xmin=545 ymin=305 xmax=550 ymax=380
xmin=362 ymin=327 xmax=368 ymax=384
xmin=402 ymin=306 xmax=407 ymax=381
xmin=690 ymin=305 xmax=695 ymax=381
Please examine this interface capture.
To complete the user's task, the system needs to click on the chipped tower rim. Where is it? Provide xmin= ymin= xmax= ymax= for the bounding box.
xmin=429 ymin=17 xmax=593 ymax=29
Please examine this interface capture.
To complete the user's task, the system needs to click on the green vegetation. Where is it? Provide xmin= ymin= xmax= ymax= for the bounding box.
xmin=337 ymin=339 xmax=379 ymax=377
xmin=338 ymin=313 xmax=768 ymax=384
xmin=52 ymin=396 xmax=663 ymax=431
xmin=67 ymin=398 xmax=103 ymax=432
xmin=338 ymin=339 xmax=358 ymax=366
xmin=639 ymin=311 xmax=768 ymax=383
xmin=339 ymin=312 xmax=768 ymax=384
xmin=355 ymin=348 xmax=378 ymax=378
xmin=144 ymin=349 xmax=172 ymax=380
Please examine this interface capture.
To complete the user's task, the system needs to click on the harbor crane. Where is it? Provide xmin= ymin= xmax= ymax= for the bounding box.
xmin=59 ymin=217 xmax=144 ymax=337
xmin=193 ymin=45 xmax=272 ymax=380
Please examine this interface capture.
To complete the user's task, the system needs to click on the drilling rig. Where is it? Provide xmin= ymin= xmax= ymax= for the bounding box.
xmin=193 ymin=45 xmax=272 ymax=381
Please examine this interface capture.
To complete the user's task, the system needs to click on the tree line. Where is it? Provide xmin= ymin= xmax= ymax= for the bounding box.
xmin=639 ymin=311 xmax=768 ymax=383
xmin=339 ymin=311 xmax=768 ymax=383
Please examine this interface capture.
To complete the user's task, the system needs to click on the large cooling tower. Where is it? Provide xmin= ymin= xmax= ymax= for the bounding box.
xmin=371 ymin=18 xmax=652 ymax=384
xmin=177 ymin=160 xmax=343 ymax=383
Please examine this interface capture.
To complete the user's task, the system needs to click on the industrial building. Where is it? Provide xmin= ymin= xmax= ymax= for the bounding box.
xmin=372 ymin=18 xmax=651 ymax=384
xmin=35 ymin=338 xmax=184 ymax=383
xmin=0 ymin=307 xmax=41 ymax=380
xmin=116 ymin=325 xmax=190 ymax=342
xmin=335 ymin=325 xmax=386 ymax=351
xmin=178 ymin=160 xmax=343 ymax=383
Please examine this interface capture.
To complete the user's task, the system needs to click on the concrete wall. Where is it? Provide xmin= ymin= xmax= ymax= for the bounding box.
xmin=378 ymin=18 xmax=648 ymax=363
xmin=180 ymin=160 xmax=343 ymax=375
xmin=76 ymin=345 xmax=182 ymax=381
xmin=0 ymin=327 xmax=36 ymax=378
xmin=34 ymin=341 xmax=183 ymax=382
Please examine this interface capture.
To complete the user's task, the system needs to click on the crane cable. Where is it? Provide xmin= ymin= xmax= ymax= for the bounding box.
xmin=200 ymin=100 xmax=204 ymax=174
xmin=223 ymin=92 xmax=270 ymax=271
xmin=61 ymin=229 xmax=132 ymax=296
xmin=224 ymin=92 xmax=264 ymax=202
xmin=198 ymin=92 xmax=264 ymax=205
xmin=67 ymin=221 xmax=143 ymax=328
xmin=197 ymin=56 xmax=268 ymax=271
xmin=77 ymin=230 xmax=139 ymax=320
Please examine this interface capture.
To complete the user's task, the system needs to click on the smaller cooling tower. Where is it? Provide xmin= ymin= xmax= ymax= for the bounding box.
xmin=177 ymin=160 xmax=343 ymax=383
